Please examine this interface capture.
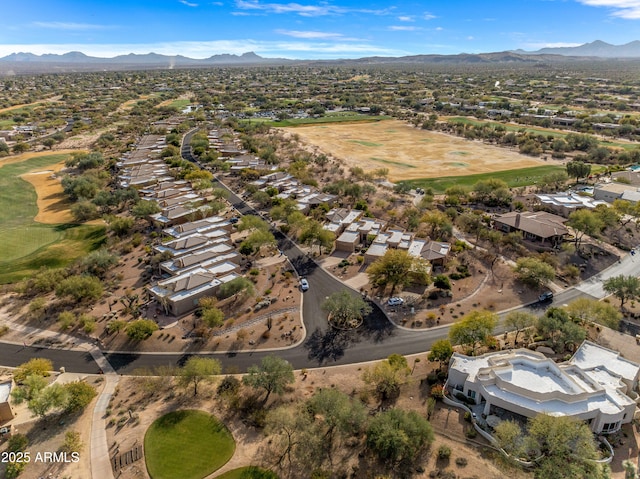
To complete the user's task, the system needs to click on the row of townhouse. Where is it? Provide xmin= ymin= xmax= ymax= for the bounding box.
xmin=117 ymin=133 xmax=243 ymax=316
xmin=324 ymin=207 xmax=451 ymax=268
xmin=252 ymin=171 xmax=338 ymax=214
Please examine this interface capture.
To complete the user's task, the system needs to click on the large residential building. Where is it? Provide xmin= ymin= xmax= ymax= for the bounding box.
xmin=493 ymin=211 xmax=568 ymax=248
xmin=447 ymin=341 xmax=640 ymax=434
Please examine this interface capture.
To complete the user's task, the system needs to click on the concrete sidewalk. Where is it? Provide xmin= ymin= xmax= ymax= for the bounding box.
xmin=0 ymin=313 xmax=118 ymax=479
xmin=91 ymin=372 xmax=119 ymax=479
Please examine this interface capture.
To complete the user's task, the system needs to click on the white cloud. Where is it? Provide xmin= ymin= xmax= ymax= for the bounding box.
xmin=524 ymin=41 xmax=583 ymax=49
xmin=435 ymin=26 xmax=444 ymax=31
xmin=179 ymin=0 xmax=199 ymax=6
xmin=0 ymin=40 xmax=406 ymax=60
xmin=577 ymin=0 xmax=640 ymax=19
xmin=467 ymin=36 xmax=474 ymax=40
xmin=423 ymin=12 xmax=436 ymax=20
xmin=398 ymin=15 xmax=414 ymax=21
xmin=234 ymin=0 xmax=392 ymax=16
xmin=275 ymin=29 xmax=357 ymax=40
xmin=389 ymin=25 xmax=419 ymax=31
xmin=31 ymin=22 xmax=113 ymax=31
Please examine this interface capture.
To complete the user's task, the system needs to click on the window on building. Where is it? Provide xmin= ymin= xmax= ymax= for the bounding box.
xmin=467 ymin=390 xmax=476 ymax=400
xmin=602 ymin=421 xmax=621 ymax=433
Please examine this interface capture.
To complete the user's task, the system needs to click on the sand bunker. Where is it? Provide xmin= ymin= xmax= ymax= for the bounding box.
xmin=21 ymin=162 xmax=73 ymax=224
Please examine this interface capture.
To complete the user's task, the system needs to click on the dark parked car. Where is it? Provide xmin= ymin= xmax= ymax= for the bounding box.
xmin=538 ymin=291 xmax=553 ymax=302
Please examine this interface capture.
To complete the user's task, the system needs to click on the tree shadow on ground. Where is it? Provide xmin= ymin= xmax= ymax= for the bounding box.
xmin=304 ymin=327 xmax=353 ymax=364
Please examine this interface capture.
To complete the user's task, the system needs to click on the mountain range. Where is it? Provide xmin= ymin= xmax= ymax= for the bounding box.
xmin=1 ymin=40 xmax=640 ymax=74
xmin=514 ymin=40 xmax=640 ymax=58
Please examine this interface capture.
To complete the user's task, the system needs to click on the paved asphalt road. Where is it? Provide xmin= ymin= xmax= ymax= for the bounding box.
xmin=0 ymin=132 xmax=626 ymax=374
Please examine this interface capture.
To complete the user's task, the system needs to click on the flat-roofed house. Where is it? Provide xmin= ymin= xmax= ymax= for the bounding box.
xmin=447 ymin=341 xmax=640 ymax=434
xmin=335 ymin=230 xmax=360 ymax=253
xmin=0 ymin=380 xmax=15 ymax=422
xmin=494 ymin=211 xmax=568 ymax=248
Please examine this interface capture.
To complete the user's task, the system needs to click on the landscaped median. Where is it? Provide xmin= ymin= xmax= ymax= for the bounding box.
xmin=144 ymin=409 xmax=235 ymax=479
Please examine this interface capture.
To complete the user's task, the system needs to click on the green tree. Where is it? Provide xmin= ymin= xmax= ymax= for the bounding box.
xmin=61 ymin=431 xmax=84 ymax=454
xmin=321 ymin=290 xmax=371 ymax=329
xmin=218 ymin=276 xmax=255 ymax=300
xmin=12 ymin=142 xmax=29 ymax=154
xmin=449 ymin=310 xmax=498 ymax=353
xmin=28 ymin=383 xmax=68 ymax=417
xmin=132 ymin=200 xmax=161 ymax=222
xmin=603 ymin=275 xmax=640 ymax=309
xmin=493 ymin=420 xmax=524 ymax=457
xmin=264 ymin=404 xmax=316 ymax=471
xmin=366 ymin=249 xmax=414 ymax=296
xmin=566 ymin=160 xmax=592 ymax=184
xmin=13 ymin=358 xmax=53 ymax=383
xmin=63 ymin=381 xmax=97 ymax=413
xmin=71 ymin=200 xmax=100 ymax=222
xmin=178 ymin=357 xmax=222 ymax=396
xmin=306 ymin=388 xmax=367 ymax=461
xmin=243 ymin=355 xmax=295 ymax=404
xmin=536 ymin=307 xmax=586 ymax=351
xmin=78 ymin=249 xmax=119 ymax=278
xmin=299 ymin=220 xmax=335 ymax=254
xmin=566 ymin=209 xmax=604 ymax=252
xmin=513 ymin=257 xmax=555 ymax=288
xmin=55 ymin=275 xmax=103 ymax=302
xmin=433 ymin=274 xmax=451 ymax=290
xmin=238 ymin=215 xmax=270 ymax=232
xmin=527 ymin=414 xmax=608 ymax=479
xmin=427 ymin=339 xmax=454 ymax=370
xmin=504 ymin=311 xmax=537 ymax=345
xmin=366 ymin=408 xmax=434 ymax=464
xmin=363 ymin=354 xmax=411 ymax=401
xmin=566 ymin=297 xmax=621 ymax=329
xmin=201 ymin=305 xmax=225 ymax=328
xmin=126 ymin=319 xmax=158 ymax=341
xmin=11 ymin=374 xmax=48 ymax=403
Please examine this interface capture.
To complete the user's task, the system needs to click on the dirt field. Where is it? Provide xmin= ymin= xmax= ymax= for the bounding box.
xmin=285 ymin=119 xmax=547 ymax=182
xmin=21 ymin=161 xmax=74 ymax=224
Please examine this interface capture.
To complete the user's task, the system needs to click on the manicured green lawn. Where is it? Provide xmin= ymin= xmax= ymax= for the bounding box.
xmin=0 ymin=153 xmax=106 ymax=283
xmin=401 ymin=165 xmax=565 ymax=193
xmin=245 ymin=113 xmax=390 ymax=127
xmin=145 ymin=410 xmax=235 ymax=479
xmin=161 ymin=99 xmax=191 ymax=109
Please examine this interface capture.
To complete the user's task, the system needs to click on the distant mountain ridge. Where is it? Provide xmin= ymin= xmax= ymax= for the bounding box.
xmin=1 ymin=41 xmax=640 ymax=74
xmin=0 ymin=50 xmax=281 ymax=65
xmin=514 ymin=40 xmax=640 ymax=58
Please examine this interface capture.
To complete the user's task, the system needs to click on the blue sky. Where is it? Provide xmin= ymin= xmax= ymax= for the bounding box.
xmin=1 ymin=0 xmax=640 ymax=59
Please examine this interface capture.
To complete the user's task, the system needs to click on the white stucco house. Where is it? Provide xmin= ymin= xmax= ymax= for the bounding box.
xmin=447 ymin=341 xmax=640 ymax=434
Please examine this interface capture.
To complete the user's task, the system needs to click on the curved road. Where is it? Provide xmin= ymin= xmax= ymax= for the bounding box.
xmin=0 ymin=131 xmax=634 ymax=374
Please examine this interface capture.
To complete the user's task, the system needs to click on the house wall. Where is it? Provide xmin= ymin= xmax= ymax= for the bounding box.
xmin=593 ymin=188 xmax=623 ymax=203
xmin=168 ymin=284 xmax=221 ymax=316
xmin=0 ymin=402 xmax=14 ymax=422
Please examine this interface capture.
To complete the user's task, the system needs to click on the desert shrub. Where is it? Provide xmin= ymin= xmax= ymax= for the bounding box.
xmin=438 ymin=445 xmax=452 ymax=459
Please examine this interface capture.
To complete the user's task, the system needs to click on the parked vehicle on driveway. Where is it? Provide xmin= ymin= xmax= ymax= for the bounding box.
xmin=387 ymin=297 xmax=404 ymax=306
